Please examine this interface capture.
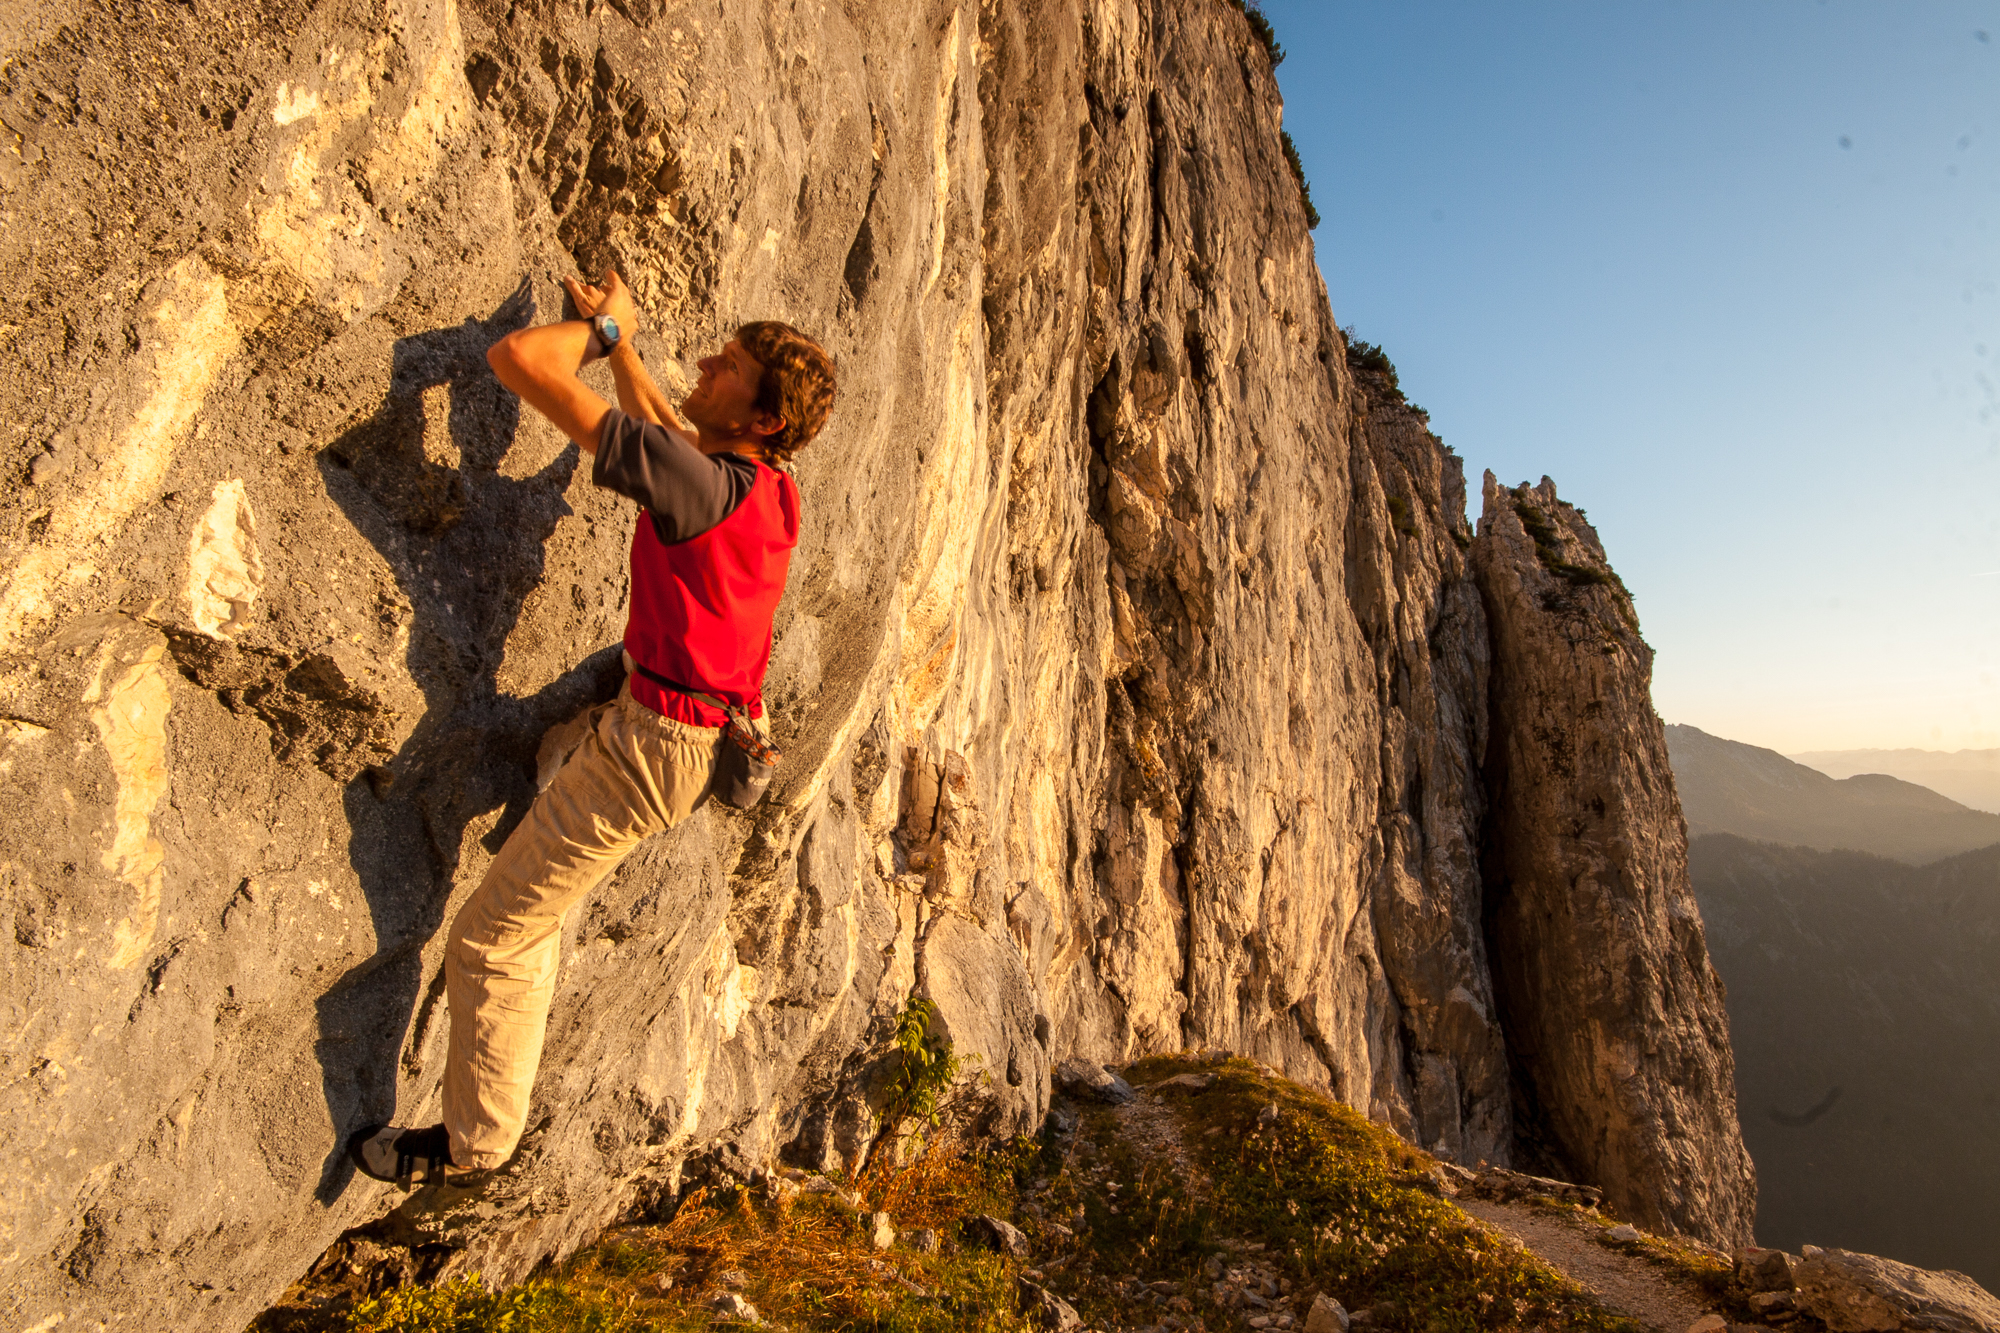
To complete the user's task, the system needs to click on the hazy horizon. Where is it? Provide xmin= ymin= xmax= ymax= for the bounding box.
xmin=1264 ymin=1 xmax=1998 ymax=754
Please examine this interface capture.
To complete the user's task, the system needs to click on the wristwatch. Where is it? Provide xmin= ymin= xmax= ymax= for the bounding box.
xmin=586 ymin=314 xmax=621 ymax=360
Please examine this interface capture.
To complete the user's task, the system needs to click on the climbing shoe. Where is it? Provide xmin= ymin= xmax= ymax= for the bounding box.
xmin=347 ymin=1123 xmax=488 ymax=1191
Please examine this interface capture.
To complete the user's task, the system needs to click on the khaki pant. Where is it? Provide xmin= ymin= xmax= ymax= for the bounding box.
xmin=442 ymin=678 xmax=719 ymax=1170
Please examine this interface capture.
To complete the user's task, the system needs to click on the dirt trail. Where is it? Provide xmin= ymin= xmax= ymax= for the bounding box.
xmin=1458 ymin=1198 xmax=1718 ymax=1333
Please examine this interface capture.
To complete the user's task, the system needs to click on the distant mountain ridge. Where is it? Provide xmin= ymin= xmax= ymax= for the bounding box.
xmin=1688 ymin=834 xmax=2000 ymax=1288
xmin=1789 ymin=746 xmax=2000 ymax=815
xmin=1665 ymin=724 xmax=2000 ymax=864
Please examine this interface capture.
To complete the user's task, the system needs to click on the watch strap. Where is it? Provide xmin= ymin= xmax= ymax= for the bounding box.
xmin=584 ymin=315 xmax=620 ymax=362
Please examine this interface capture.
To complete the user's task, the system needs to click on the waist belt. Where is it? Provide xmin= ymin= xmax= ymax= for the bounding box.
xmin=627 ymin=656 xmax=781 ymax=808
xmin=629 ymin=659 xmax=734 ymax=715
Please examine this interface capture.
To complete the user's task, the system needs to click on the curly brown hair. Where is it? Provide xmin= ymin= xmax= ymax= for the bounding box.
xmin=738 ymin=321 xmax=837 ymax=464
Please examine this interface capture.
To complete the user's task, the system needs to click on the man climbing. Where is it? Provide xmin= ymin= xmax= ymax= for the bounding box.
xmin=347 ymin=271 xmax=836 ymax=1189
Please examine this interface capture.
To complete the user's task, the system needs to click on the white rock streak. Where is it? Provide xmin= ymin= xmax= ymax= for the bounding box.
xmin=186 ymin=479 xmax=267 ymax=640
xmin=0 ymin=257 xmax=238 ymax=654
xmin=84 ymin=638 xmax=174 ymax=971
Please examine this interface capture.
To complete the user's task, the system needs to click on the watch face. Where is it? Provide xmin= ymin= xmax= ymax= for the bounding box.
xmin=598 ymin=315 xmax=620 ymax=343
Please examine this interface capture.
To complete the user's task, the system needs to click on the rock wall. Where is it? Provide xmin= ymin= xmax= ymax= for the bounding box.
xmin=1473 ymin=476 xmax=1758 ymax=1243
xmin=0 ymin=0 xmax=1750 ymax=1327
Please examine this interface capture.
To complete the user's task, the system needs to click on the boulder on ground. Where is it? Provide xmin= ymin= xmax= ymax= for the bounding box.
xmin=1794 ymin=1248 xmax=2000 ymax=1333
xmin=1463 ymin=1166 xmax=1604 ymax=1208
xmin=1304 ymin=1291 xmax=1351 ymax=1332
xmin=1055 ymin=1058 xmax=1136 ymax=1104
xmin=1018 ymin=1277 xmax=1082 ymax=1331
xmin=1735 ymin=1246 xmax=1800 ymax=1293
xmin=967 ymin=1214 xmax=1031 ymax=1256
xmin=708 ymin=1292 xmax=762 ymax=1324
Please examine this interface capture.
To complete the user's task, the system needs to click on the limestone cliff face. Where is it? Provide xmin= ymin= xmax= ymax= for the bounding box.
xmin=0 ymin=0 xmax=1748 ymax=1327
xmin=1472 ymin=475 xmax=1757 ymax=1244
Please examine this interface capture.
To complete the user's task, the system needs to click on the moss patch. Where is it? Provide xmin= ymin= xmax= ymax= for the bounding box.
xmin=1075 ymin=1055 xmax=1640 ymax=1332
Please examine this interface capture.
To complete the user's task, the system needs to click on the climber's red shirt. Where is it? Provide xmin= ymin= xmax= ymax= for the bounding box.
xmin=592 ymin=409 xmax=800 ymax=728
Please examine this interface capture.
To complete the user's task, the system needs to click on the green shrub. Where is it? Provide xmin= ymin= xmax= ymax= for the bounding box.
xmin=883 ymin=998 xmax=963 ymax=1135
xmin=1279 ymin=130 xmax=1322 ymax=229
xmin=1228 ymin=0 xmax=1286 ymax=67
xmin=1341 ymin=329 xmax=1401 ymax=395
xmin=1510 ymin=489 xmax=1640 ymax=625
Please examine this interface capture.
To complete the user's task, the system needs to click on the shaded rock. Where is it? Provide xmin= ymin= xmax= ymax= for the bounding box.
xmin=1736 ymin=1247 xmax=1800 ymax=1293
xmin=968 ymin=1214 xmax=1031 ymax=1257
xmin=1018 ymin=1276 xmax=1082 ymax=1331
xmin=1794 ymin=1248 xmax=2000 ymax=1333
xmin=1463 ymin=1166 xmax=1602 ymax=1209
xmin=1344 ymin=371 xmax=1513 ymax=1167
xmin=708 ymin=1291 xmax=762 ymax=1324
xmin=1056 ymin=1058 xmax=1135 ymax=1104
xmin=1304 ymin=1292 xmax=1352 ymax=1332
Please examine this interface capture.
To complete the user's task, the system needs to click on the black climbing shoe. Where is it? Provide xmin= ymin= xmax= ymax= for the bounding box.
xmin=347 ymin=1123 xmax=484 ymax=1190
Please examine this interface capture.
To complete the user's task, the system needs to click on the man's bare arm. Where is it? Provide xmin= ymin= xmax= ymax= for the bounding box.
xmin=486 ymin=318 xmax=612 ymax=454
xmin=605 ymin=343 xmax=689 ymax=433
xmin=562 ymin=272 xmax=688 ymax=434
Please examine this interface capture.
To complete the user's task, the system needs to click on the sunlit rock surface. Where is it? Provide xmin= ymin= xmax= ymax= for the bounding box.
xmin=0 ymin=0 xmax=1750 ymax=1326
xmin=1473 ymin=475 xmax=1757 ymax=1243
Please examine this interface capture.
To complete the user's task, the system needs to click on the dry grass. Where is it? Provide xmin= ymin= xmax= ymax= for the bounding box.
xmin=341 ymin=1137 xmax=1035 ymax=1333
xmin=333 ymin=1059 xmax=1667 ymax=1333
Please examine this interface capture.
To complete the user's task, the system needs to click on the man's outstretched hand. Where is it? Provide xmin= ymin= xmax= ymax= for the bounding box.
xmin=563 ymin=270 xmax=639 ymax=336
xmin=557 ymin=268 xmax=684 ymax=433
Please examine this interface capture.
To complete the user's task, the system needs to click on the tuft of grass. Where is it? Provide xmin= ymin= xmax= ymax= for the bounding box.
xmin=321 ymin=1060 xmax=1653 ymax=1333
xmin=344 ymin=1276 xmax=655 ymax=1332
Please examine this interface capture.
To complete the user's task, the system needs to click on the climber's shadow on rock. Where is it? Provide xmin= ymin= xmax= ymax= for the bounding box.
xmin=308 ymin=278 xmax=626 ymax=1204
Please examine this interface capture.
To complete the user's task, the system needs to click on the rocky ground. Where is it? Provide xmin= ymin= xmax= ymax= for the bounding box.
xmin=251 ymin=1055 xmax=1951 ymax=1333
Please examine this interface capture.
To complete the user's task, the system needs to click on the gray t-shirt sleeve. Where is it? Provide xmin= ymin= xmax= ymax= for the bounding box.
xmin=593 ymin=408 xmax=756 ymax=543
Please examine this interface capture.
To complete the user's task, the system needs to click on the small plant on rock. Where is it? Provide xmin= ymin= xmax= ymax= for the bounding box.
xmin=883 ymin=997 xmax=964 ymax=1138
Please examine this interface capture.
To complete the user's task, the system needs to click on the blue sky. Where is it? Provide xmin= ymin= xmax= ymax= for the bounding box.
xmin=1261 ymin=1 xmax=1999 ymax=752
